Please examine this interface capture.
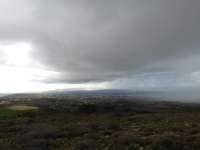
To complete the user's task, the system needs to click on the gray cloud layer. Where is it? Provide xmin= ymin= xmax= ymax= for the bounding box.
xmin=0 ymin=0 xmax=200 ymax=87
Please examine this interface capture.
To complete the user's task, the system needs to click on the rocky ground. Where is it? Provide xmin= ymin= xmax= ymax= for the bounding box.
xmin=0 ymin=96 xmax=200 ymax=150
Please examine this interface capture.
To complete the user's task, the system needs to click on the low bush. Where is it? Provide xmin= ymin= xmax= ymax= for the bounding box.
xmin=152 ymin=136 xmax=182 ymax=150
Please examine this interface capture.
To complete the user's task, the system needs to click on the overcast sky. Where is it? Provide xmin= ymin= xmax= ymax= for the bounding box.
xmin=0 ymin=0 xmax=200 ymax=93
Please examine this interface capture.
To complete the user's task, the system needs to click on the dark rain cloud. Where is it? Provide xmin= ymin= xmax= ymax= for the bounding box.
xmin=0 ymin=0 xmax=200 ymax=86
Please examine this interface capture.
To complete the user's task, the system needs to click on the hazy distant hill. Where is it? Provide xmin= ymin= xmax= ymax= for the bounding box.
xmin=1 ymin=89 xmax=200 ymax=102
xmin=0 ymin=94 xmax=8 ymax=97
xmin=0 ymin=89 xmax=159 ymax=102
xmin=44 ymin=89 xmax=200 ymax=102
xmin=45 ymin=89 xmax=137 ymax=96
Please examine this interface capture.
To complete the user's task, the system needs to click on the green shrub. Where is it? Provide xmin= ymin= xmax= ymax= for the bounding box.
xmin=78 ymin=103 xmax=97 ymax=113
xmin=72 ymin=139 xmax=98 ymax=150
xmin=152 ymin=136 xmax=182 ymax=150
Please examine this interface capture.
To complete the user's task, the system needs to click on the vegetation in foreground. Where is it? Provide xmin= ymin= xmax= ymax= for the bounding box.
xmin=0 ymin=97 xmax=200 ymax=150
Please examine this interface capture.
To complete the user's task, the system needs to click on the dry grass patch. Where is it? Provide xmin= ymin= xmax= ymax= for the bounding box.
xmin=8 ymin=105 xmax=39 ymax=111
